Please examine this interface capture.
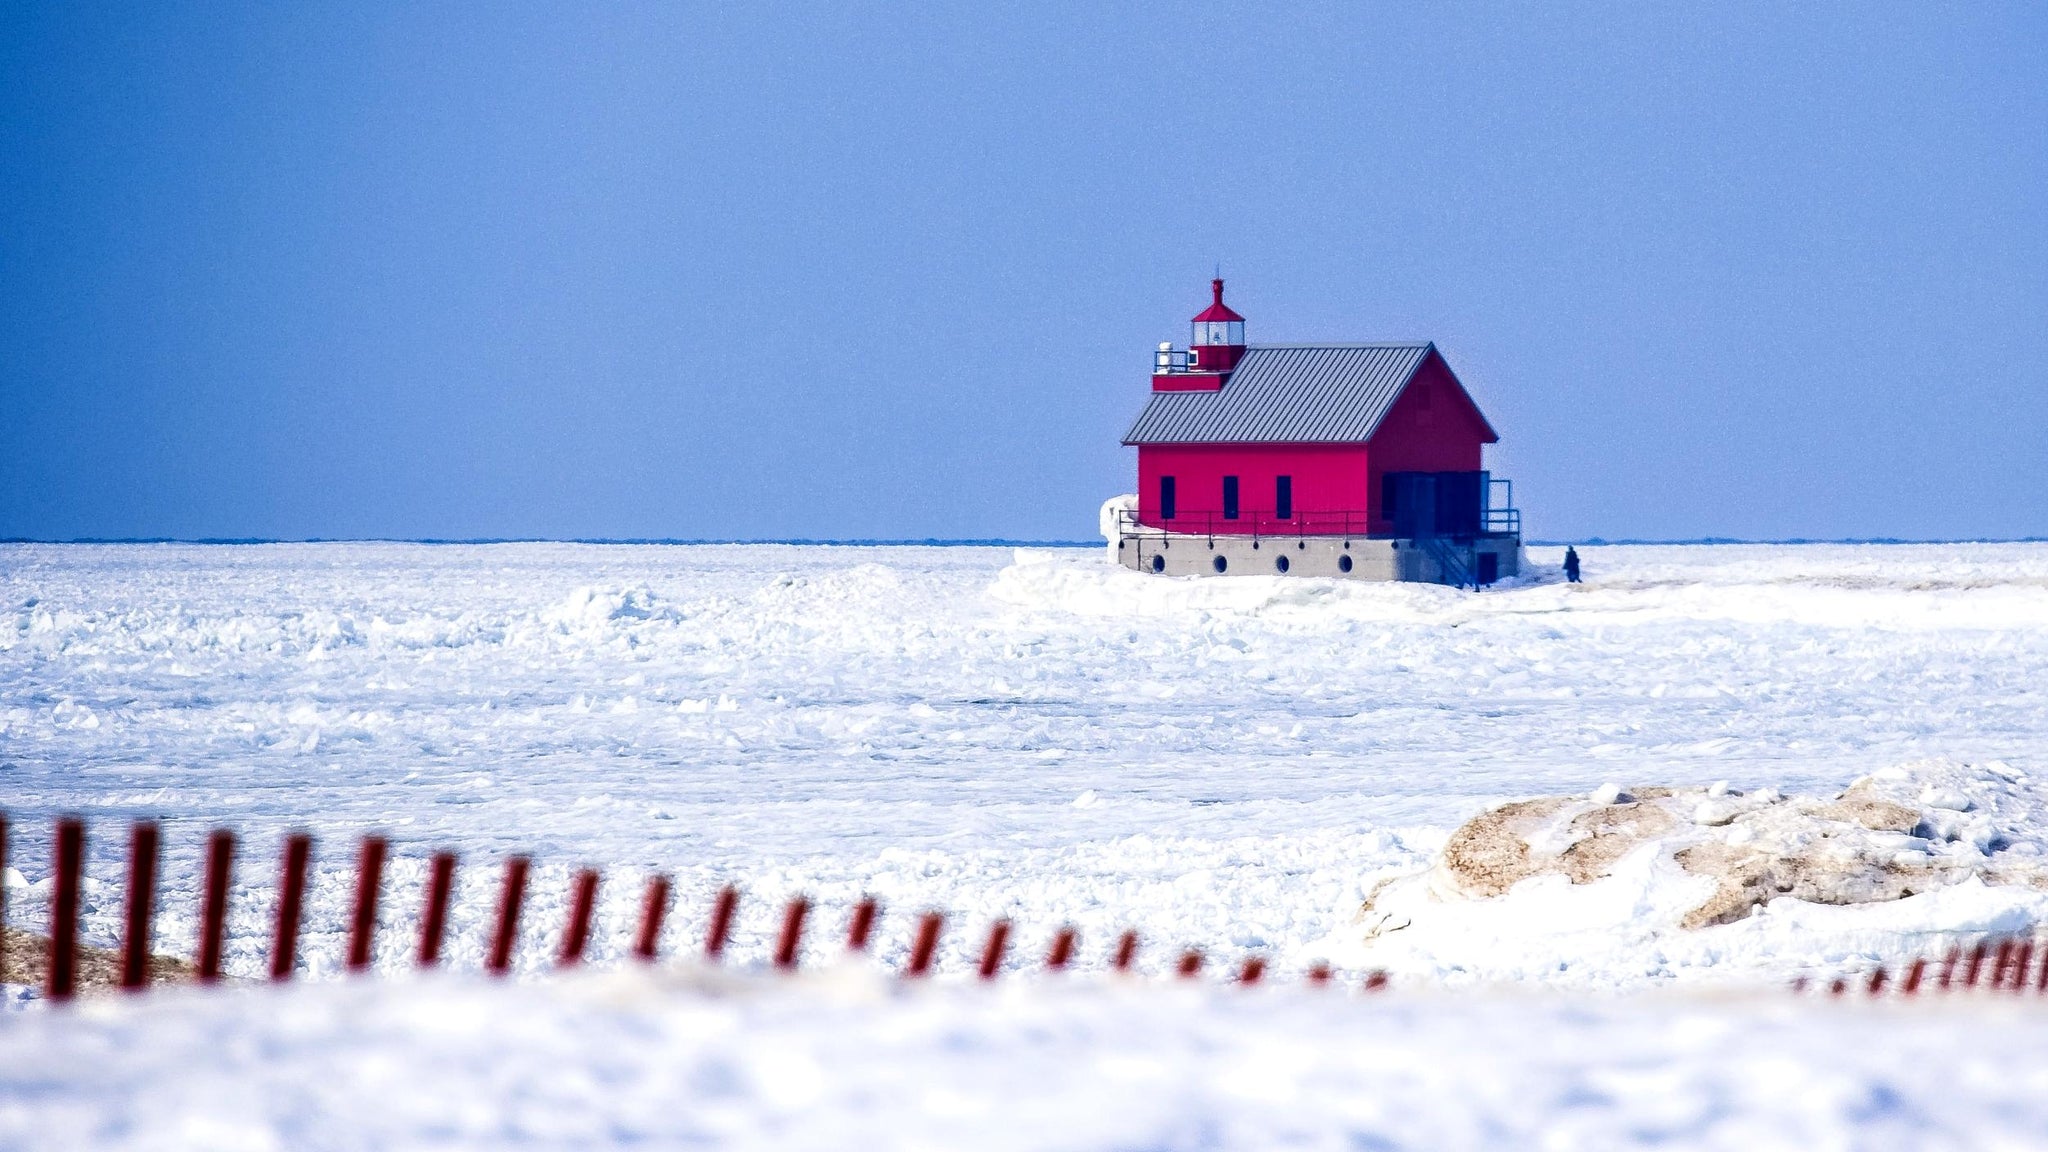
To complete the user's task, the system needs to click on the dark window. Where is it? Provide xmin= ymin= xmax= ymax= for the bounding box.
xmin=1159 ymin=476 xmax=1176 ymax=521
xmin=1222 ymin=476 xmax=1240 ymax=520
xmin=1275 ymin=476 xmax=1293 ymax=520
xmin=1379 ymin=474 xmax=1397 ymax=520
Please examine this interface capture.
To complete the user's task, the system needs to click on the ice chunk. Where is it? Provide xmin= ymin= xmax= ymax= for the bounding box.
xmin=1920 ymin=787 xmax=1972 ymax=812
xmin=1693 ymin=801 xmax=1741 ymax=827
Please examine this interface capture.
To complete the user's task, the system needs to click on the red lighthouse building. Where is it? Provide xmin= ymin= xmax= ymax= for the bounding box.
xmin=1109 ymin=281 xmax=1522 ymax=585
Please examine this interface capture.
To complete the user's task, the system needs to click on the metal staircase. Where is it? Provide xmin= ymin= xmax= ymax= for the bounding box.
xmin=1421 ymin=536 xmax=1477 ymax=590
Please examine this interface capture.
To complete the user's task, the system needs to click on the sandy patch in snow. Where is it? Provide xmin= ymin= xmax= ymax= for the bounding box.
xmin=0 ymin=927 xmax=195 ymax=991
xmin=1318 ymin=760 xmax=2048 ymax=983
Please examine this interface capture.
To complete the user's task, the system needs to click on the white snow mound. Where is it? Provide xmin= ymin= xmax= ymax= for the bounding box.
xmin=1312 ymin=760 xmax=2048 ymax=984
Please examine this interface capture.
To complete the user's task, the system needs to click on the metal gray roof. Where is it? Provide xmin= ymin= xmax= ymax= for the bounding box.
xmin=1121 ymin=343 xmax=1436 ymax=445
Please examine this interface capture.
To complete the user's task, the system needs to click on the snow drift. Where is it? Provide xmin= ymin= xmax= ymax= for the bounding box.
xmin=5 ymin=971 xmax=2048 ymax=1151
xmin=1318 ymin=760 xmax=2048 ymax=983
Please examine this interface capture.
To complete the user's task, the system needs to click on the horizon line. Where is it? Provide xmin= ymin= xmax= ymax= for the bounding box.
xmin=4 ymin=535 xmax=2048 ymax=548
xmin=0 ymin=536 xmax=1104 ymax=548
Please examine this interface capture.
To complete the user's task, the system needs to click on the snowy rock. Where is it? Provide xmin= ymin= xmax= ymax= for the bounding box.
xmin=1920 ymin=787 xmax=1973 ymax=812
xmin=1692 ymin=800 xmax=1742 ymax=827
xmin=1321 ymin=760 xmax=2048 ymax=980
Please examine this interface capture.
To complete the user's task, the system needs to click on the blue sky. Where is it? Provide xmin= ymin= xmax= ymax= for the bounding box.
xmin=3 ymin=2 xmax=2043 ymax=542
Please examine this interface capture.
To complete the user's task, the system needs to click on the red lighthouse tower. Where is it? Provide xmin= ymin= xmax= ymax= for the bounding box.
xmin=1151 ymin=279 xmax=1250 ymax=391
xmin=1189 ymin=278 xmax=1246 ymax=372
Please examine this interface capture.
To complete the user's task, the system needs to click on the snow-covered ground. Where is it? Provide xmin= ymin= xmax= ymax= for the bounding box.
xmin=4 ymin=540 xmax=2046 ymax=979
xmin=3 ymin=541 xmax=2047 ymax=1146
xmin=7 ymin=972 xmax=2048 ymax=1152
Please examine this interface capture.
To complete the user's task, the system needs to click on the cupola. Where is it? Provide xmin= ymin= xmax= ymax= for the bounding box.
xmin=1189 ymin=278 xmax=1246 ymax=372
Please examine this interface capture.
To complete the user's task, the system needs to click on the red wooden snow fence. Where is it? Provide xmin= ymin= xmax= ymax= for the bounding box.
xmin=1793 ymin=935 xmax=2048 ymax=999
xmin=3 ymin=813 xmax=1406 ymax=1002
xmin=9 ymin=813 xmax=2047 ymax=1003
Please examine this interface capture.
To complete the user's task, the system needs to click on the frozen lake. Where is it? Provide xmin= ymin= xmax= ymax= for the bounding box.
xmin=3 ymin=541 xmax=2047 ymax=978
xmin=6 ymin=540 xmax=2048 ymax=1149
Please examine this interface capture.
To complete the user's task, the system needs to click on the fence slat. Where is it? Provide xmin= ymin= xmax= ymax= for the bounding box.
xmin=773 ymin=897 xmax=809 ymax=971
xmin=0 ymin=813 xmax=9 ymax=985
xmin=270 ymin=834 xmax=313 ymax=983
xmin=347 ymin=837 xmax=388 ymax=973
xmin=846 ymin=898 xmax=879 ymax=953
xmin=558 ymin=869 xmax=599 ymax=968
xmin=1045 ymin=926 xmax=1076 ymax=971
xmin=48 ymin=818 xmax=84 ymax=1002
xmin=418 ymin=852 xmax=457 ymax=968
xmin=633 ymin=875 xmax=671 ymax=962
xmin=1963 ymin=941 xmax=1988 ymax=989
xmin=1112 ymin=930 xmax=1139 ymax=973
xmin=905 ymin=912 xmax=942 ymax=978
xmin=120 ymin=821 xmax=159 ymax=991
xmin=197 ymin=830 xmax=234 ymax=984
xmin=977 ymin=920 xmax=1010 ymax=981
xmin=486 ymin=856 xmax=530 ymax=977
xmin=705 ymin=886 xmax=738 ymax=962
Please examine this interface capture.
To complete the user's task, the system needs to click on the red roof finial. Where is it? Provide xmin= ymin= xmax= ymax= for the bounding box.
xmin=1192 ymin=278 xmax=1245 ymax=324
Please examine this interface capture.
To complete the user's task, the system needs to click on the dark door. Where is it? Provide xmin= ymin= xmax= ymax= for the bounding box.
xmin=1403 ymin=475 xmax=1438 ymax=539
xmin=1435 ymin=472 xmax=1483 ymax=536
xmin=1222 ymin=476 xmax=1240 ymax=520
xmin=1387 ymin=471 xmax=1483 ymax=538
xmin=1159 ymin=476 xmax=1176 ymax=521
xmin=1274 ymin=476 xmax=1292 ymax=520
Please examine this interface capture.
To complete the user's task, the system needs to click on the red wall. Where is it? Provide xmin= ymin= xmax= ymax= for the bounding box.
xmin=1133 ymin=350 xmax=1496 ymax=537
xmin=1360 ymin=352 xmax=1492 ymax=533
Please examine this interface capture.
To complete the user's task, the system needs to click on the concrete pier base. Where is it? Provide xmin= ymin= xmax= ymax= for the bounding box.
xmin=1110 ymin=526 xmax=1522 ymax=584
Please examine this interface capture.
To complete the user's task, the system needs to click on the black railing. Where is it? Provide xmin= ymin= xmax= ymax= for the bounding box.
xmin=1116 ymin=505 xmax=1519 ymax=541
xmin=1485 ymin=478 xmax=1520 ymax=535
xmin=1118 ymin=508 xmax=1377 ymax=541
